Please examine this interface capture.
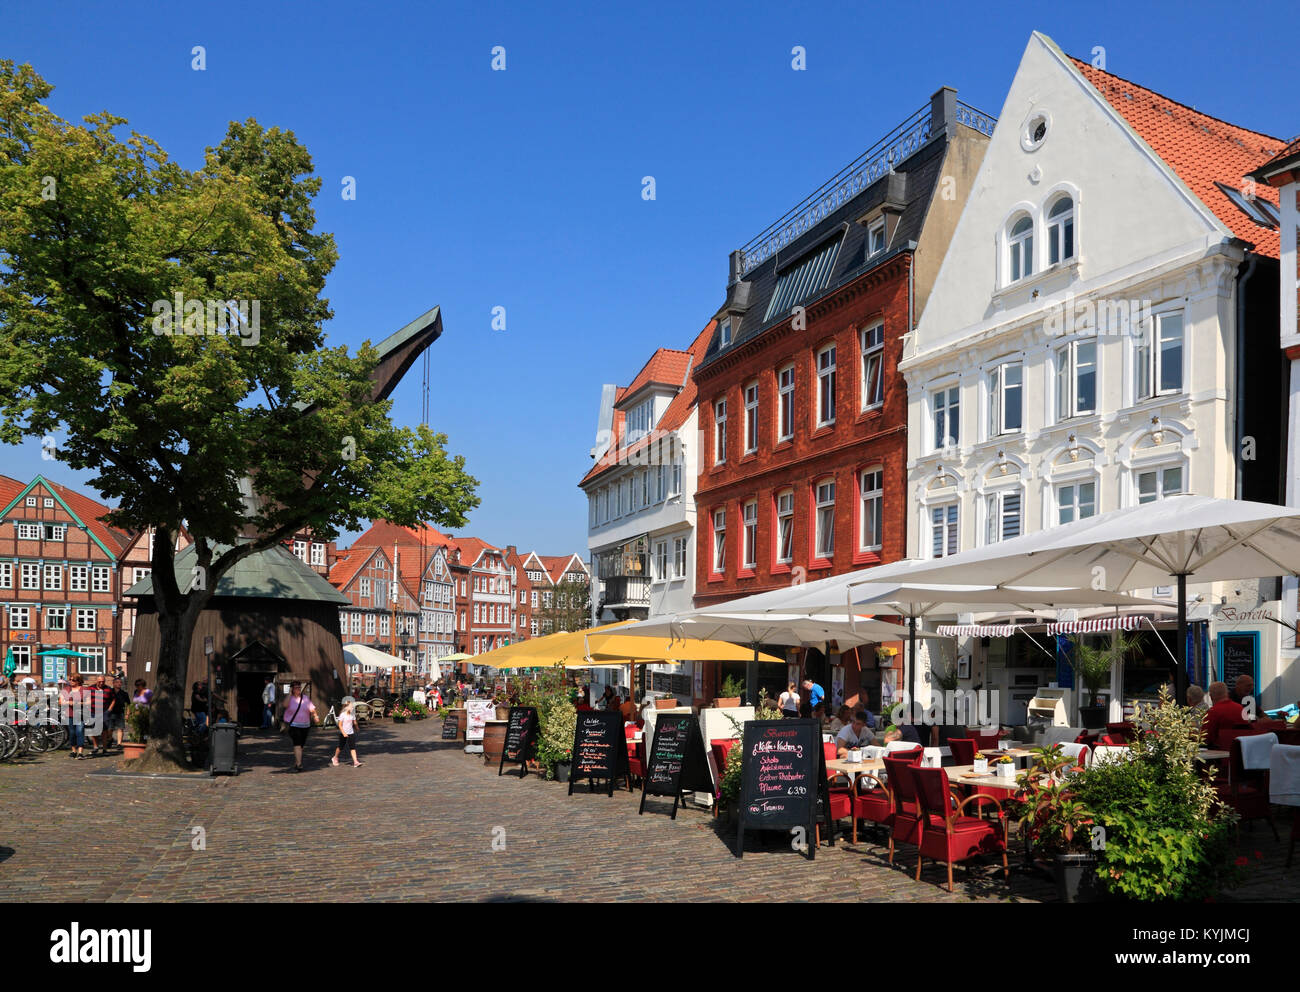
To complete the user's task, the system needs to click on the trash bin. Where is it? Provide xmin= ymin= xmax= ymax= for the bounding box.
xmin=210 ymin=723 xmax=240 ymax=776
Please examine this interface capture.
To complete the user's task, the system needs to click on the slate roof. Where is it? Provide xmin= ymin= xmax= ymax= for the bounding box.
xmin=123 ymin=540 xmax=350 ymax=604
xmin=1072 ymin=59 xmax=1285 ymax=259
xmin=697 ymin=126 xmax=952 ymax=370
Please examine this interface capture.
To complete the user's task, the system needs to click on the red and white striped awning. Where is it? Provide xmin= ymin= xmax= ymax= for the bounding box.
xmin=1045 ymin=615 xmax=1145 ymax=635
xmin=934 ymin=624 xmax=1019 ymax=638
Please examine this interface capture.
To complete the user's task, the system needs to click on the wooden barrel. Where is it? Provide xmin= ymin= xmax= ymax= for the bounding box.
xmin=482 ymin=720 xmax=508 ymax=765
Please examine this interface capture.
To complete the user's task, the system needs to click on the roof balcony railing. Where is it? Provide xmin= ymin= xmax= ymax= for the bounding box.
xmin=738 ymin=100 xmax=996 ymax=275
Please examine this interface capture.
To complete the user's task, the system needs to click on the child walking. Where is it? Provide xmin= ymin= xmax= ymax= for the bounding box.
xmin=332 ymin=699 xmax=362 ymax=767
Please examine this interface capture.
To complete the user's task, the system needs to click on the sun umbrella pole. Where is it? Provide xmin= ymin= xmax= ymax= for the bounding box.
xmin=1176 ymin=573 xmax=1189 ymax=704
xmin=908 ymin=616 xmax=917 ymax=724
xmin=747 ymin=645 xmax=758 ymax=708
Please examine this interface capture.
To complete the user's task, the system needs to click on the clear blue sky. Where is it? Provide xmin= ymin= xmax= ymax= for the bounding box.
xmin=5 ymin=0 xmax=1296 ymax=557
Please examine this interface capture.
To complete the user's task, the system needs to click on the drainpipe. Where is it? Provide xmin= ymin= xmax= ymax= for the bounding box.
xmin=1235 ymin=254 xmax=1258 ymax=501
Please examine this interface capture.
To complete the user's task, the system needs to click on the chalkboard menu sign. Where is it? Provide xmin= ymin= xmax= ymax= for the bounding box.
xmin=568 ymin=710 xmax=629 ymax=797
xmin=441 ymin=709 xmax=462 ymax=740
xmin=1217 ymin=631 xmax=1260 ymax=694
xmin=639 ymin=714 xmax=712 ymax=819
xmin=498 ymin=706 xmax=539 ymax=778
xmin=734 ymin=719 xmax=826 ymax=860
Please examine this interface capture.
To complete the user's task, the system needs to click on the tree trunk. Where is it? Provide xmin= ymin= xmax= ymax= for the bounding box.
xmin=139 ymin=601 xmax=202 ymax=772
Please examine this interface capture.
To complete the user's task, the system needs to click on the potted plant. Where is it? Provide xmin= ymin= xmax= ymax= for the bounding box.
xmin=1070 ymin=632 xmax=1140 ymax=729
xmin=972 ymin=753 xmax=989 ymax=775
xmin=1011 ymin=747 xmax=1099 ymax=903
xmin=713 ymin=673 xmax=744 ymax=708
xmin=391 ymin=704 xmax=412 ymax=723
xmin=654 ymin=696 xmax=679 ymax=710
xmin=537 ymin=699 xmax=577 ymax=781
xmin=494 ymin=694 xmax=510 ymax=721
xmin=123 ymin=702 xmax=149 ymax=760
xmin=995 ymin=755 xmax=1016 ymax=781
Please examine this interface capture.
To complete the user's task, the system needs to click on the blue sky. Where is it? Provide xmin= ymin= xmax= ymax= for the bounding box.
xmin=5 ymin=0 xmax=1296 ymax=557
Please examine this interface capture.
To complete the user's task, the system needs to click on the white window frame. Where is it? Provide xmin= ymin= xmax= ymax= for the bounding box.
xmin=17 ymin=523 xmax=39 ymax=540
xmin=350 ymin=613 xmax=362 ymax=636
xmin=20 ymin=562 xmax=40 ymax=590
xmin=743 ymin=382 xmax=759 ymax=454
xmin=310 ymin=543 xmax=325 ymax=566
xmin=931 ymin=384 xmax=960 ymax=451
xmin=816 ymin=344 xmax=837 ymax=427
xmin=929 ymin=501 xmax=959 ymax=559
xmin=1055 ymin=478 xmax=1097 ymax=525
xmin=1047 ymin=195 xmax=1075 ymax=266
xmin=359 ymin=577 xmax=371 ymax=598
xmin=75 ymin=608 xmax=97 ymax=631
xmin=0 ymin=563 xmax=10 ymax=589
xmin=1135 ymin=310 xmax=1185 ymax=400
xmin=814 ymin=479 xmax=836 ymax=559
xmin=45 ymin=606 xmax=67 ymax=631
xmin=742 ymin=500 xmax=758 ymax=569
xmin=42 ymin=523 xmax=66 ymax=541
xmin=777 ymin=364 xmax=795 ymax=441
xmin=78 ymin=647 xmax=106 ymax=675
xmin=987 ymin=360 xmax=1023 ymax=438
xmin=673 ymin=536 xmax=687 ymax=578
xmin=859 ymin=467 xmax=883 ymax=553
xmin=653 ymin=540 xmax=668 ymax=582
xmin=868 ymin=218 xmax=887 ymax=257
xmin=719 ymin=317 xmax=732 ymax=347
xmin=1007 ymin=214 xmax=1034 ymax=284
xmin=1135 ymin=462 xmax=1186 ymax=505
xmin=43 ymin=564 xmax=62 ymax=590
xmin=9 ymin=606 xmax=31 ymax=629
xmin=860 ymin=323 xmax=884 ymax=410
xmin=365 ymin=614 xmax=376 ymax=637
xmin=293 ymin=539 xmax=307 ymax=561
xmin=379 ymin=613 xmax=391 ymax=638
xmin=712 ymin=508 xmax=726 ymax=573
xmin=70 ymin=565 xmax=88 ymax=591
xmin=984 ymin=488 xmax=1023 ymax=545
xmin=776 ymin=490 xmax=794 ymax=564
xmin=92 ymin=566 xmax=111 ymax=593
xmin=1055 ymin=339 xmax=1097 ymax=421
xmin=714 ymin=398 xmax=727 ymax=464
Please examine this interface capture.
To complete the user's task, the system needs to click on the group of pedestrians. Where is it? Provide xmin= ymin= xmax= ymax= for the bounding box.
xmin=58 ymin=673 xmax=131 ymax=760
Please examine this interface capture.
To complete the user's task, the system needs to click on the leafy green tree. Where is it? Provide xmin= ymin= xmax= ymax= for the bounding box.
xmin=535 ymin=577 xmax=592 ymax=636
xmin=0 ymin=62 xmax=479 ymax=767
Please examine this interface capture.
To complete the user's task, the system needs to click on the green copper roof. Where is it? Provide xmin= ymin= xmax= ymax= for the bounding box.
xmin=124 ymin=541 xmax=349 ymax=604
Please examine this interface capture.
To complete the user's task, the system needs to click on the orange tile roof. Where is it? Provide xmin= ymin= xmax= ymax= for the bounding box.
xmin=541 ymin=553 xmax=587 ymax=585
xmin=31 ymin=478 xmax=135 ymax=555
xmin=1251 ymin=135 xmax=1300 ymax=185
xmin=619 ymin=348 xmax=694 ymax=406
xmin=580 ymin=320 xmax=714 ymax=486
xmin=1072 ymin=59 xmax=1285 ymax=258
xmin=329 ymin=546 xmax=377 ymax=591
xmin=0 ymin=475 xmax=26 ymax=511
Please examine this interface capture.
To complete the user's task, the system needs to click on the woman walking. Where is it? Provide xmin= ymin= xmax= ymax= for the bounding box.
xmin=778 ymin=681 xmax=801 ymax=719
xmin=281 ymin=681 xmax=318 ymax=772
xmin=331 ymin=699 xmax=362 ymax=767
xmin=65 ymin=675 xmax=88 ymax=759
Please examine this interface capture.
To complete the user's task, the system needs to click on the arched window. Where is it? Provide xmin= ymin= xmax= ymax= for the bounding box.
xmin=1007 ymin=214 xmax=1033 ymax=283
xmin=1047 ymin=196 xmax=1075 ymax=265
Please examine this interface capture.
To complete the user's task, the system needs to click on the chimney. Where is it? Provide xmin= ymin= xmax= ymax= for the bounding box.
xmin=728 ymin=249 xmax=746 ymax=287
xmin=930 ymin=86 xmax=957 ymax=139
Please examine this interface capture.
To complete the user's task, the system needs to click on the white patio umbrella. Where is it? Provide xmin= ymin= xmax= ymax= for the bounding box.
xmin=342 ymin=643 xmax=415 ymax=670
xmin=863 ymin=495 xmax=1300 ymax=700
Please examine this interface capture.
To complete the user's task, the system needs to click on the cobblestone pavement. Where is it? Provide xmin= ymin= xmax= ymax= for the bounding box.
xmin=0 ymin=718 xmax=1292 ymax=902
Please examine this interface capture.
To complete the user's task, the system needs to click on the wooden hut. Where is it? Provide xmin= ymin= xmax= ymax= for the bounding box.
xmin=125 ymin=541 xmax=351 ymax=725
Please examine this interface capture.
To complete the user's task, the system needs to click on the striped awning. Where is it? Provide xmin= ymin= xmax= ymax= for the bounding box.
xmin=1045 ymin=615 xmax=1145 ymax=635
xmin=934 ymin=624 xmax=1019 ymax=638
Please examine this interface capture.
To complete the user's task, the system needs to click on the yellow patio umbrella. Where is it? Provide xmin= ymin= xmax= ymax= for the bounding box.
xmin=584 ymin=634 xmax=785 ymax=666
xmin=482 ymin=621 xmax=637 ymax=670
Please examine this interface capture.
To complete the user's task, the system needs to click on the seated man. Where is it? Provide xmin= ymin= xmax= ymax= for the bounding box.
xmin=1232 ymin=673 xmax=1255 ymax=709
xmin=836 ymin=710 xmax=874 ymax=757
xmin=1186 ymin=684 xmax=1208 ymax=711
xmin=1202 ymin=681 xmax=1246 ymax=748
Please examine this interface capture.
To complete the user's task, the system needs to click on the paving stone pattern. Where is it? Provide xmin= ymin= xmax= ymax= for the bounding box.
xmin=0 ymin=718 xmax=1292 ymax=902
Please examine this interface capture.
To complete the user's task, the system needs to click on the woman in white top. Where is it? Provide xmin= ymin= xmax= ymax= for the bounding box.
xmin=778 ymin=682 xmax=800 ymax=719
xmin=332 ymin=699 xmax=362 ymax=767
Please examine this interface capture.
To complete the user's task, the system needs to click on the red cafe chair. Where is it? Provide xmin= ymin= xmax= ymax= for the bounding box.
xmin=948 ymin=738 xmax=977 ymax=766
xmin=850 ymin=771 xmax=893 ymax=844
xmin=882 ymin=756 xmax=924 ymax=866
xmin=913 ymin=765 xmax=1010 ymax=893
xmin=816 ymin=741 xmax=853 ymax=847
xmin=1218 ymin=737 xmax=1279 ymax=839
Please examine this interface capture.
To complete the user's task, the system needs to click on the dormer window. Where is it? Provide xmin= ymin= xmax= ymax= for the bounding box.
xmin=868 ymin=218 xmax=887 ymax=257
xmin=1007 ymin=214 xmax=1034 ymax=283
xmin=719 ymin=318 xmax=733 ymax=347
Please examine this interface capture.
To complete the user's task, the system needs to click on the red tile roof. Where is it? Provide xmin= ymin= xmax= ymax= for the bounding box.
xmin=619 ymin=348 xmax=694 ymax=406
xmin=1072 ymin=59 xmax=1285 ymax=258
xmin=580 ymin=320 xmax=714 ymax=486
xmin=541 ymin=553 xmax=587 ymax=585
xmin=0 ymin=475 xmax=26 ymax=512
xmin=329 ymin=546 xmax=378 ymax=591
xmin=1251 ymin=135 xmax=1300 ymax=185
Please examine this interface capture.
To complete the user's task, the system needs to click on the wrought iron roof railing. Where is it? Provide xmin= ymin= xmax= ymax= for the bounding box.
xmin=738 ymin=100 xmax=997 ymax=275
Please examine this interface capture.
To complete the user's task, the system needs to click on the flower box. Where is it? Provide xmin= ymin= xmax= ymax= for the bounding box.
xmin=996 ymin=760 xmax=1016 ymax=781
xmin=972 ymin=756 xmax=989 ymax=775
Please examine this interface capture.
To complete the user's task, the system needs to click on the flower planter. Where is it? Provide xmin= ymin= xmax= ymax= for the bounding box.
xmin=393 ymin=716 xmax=407 ymax=724
xmin=1079 ymin=705 xmax=1108 ymax=729
xmin=972 ymin=758 xmax=989 ymax=775
xmin=996 ymin=762 xmax=1016 ymax=781
xmin=1053 ymin=852 xmax=1101 ymax=903
xmin=121 ymin=741 xmax=147 ymax=760
xmin=713 ymin=697 xmax=741 ymax=709
xmin=553 ymin=761 xmax=572 ymax=783
xmin=654 ymin=698 xmax=679 ymax=710
xmin=495 ymin=706 xmax=510 ymax=721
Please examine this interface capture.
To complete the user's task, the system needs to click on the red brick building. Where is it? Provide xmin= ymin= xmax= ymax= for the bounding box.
xmin=329 ymin=544 xmax=421 ymax=673
xmin=0 ymin=475 xmax=134 ymax=684
xmin=692 ymin=89 xmax=995 ymax=710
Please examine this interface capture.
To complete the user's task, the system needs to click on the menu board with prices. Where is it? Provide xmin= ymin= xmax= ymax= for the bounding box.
xmin=734 ymin=719 xmax=826 ymax=860
xmin=568 ymin=710 xmax=629 ymax=797
xmin=498 ymin=706 xmax=538 ymax=777
xmin=638 ymin=714 xmax=712 ymax=819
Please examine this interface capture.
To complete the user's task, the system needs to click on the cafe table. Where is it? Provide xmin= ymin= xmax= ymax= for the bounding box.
xmin=946 ymin=764 xmax=1024 ymax=792
xmin=1197 ymin=749 xmax=1229 ymax=761
xmin=826 ymin=757 xmax=885 ymax=778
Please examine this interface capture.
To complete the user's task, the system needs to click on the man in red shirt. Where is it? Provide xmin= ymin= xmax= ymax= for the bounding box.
xmin=1202 ymin=681 xmax=1246 ymax=748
